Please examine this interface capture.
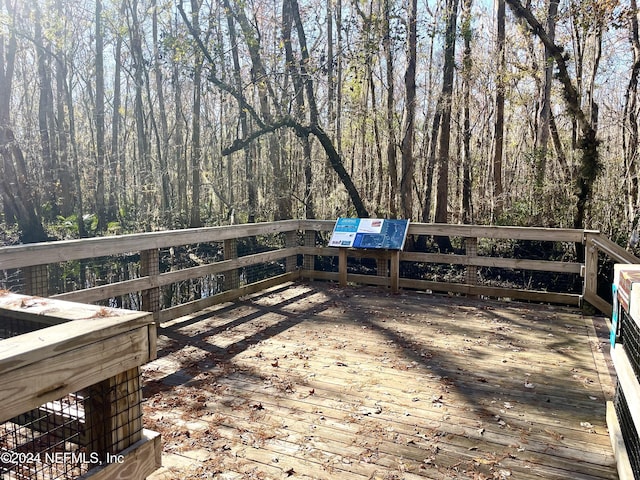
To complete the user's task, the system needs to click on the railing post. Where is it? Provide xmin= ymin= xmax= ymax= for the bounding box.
xmin=140 ymin=249 xmax=160 ymax=324
xmin=377 ymin=252 xmax=389 ymax=279
xmin=84 ymin=367 xmax=143 ymax=459
xmin=339 ymin=248 xmax=347 ymax=287
xmin=390 ymin=250 xmax=399 ymax=294
xmin=285 ymin=230 xmax=297 ymax=273
xmin=465 ymin=237 xmax=478 ymax=296
xmin=23 ymin=264 xmax=48 ymax=296
xmin=224 ymin=238 xmax=240 ymax=290
xmin=303 ymin=229 xmax=315 ymax=277
xmin=583 ymin=232 xmax=599 ymax=307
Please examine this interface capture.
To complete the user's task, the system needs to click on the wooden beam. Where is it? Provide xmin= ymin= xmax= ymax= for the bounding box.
xmin=406 ymin=223 xmax=585 ymax=242
xmin=465 ymin=237 xmax=478 ymax=296
xmin=78 ymin=429 xmax=161 ymax=480
xmin=300 ymin=247 xmax=581 ymax=274
xmin=0 ymin=325 xmax=153 ymax=423
xmin=224 ymin=238 xmax=239 ymax=291
xmin=338 ymin=249 xmax=347 ymax=287
xmin=158 ymin=271 xmax=300 ymax=323
xmin=52 ymin=277 xmax=153 ymax=303
xmin=0 ymin=294 xmax=154 ymax=373
xmin=583 ymin=290 xmax=613 ymax=318
xmin=285 ymin=230 xmax=298 ymax=273
xmin=297 ymin=219 xmax=587 ymax=243
xmin=0 ymin=220 xmax=301 ymax=270
xmin=583 ymin=232 xmax=600 ymax=312
xmin=606 ymin=401 xmax=635 ymax=480
xmin=51 ymin=248 xmax=298 ymax=305
xmin=590 ymin=235 xmax=639 ymax=265
xmin=302 ymin=229 xmax=316 ymax=275
xmin=390 ymin=250 xmax=399 ymax=294
xmin=398 ymin=278 xmax=580 ymax=305
xmin=140 ymin=249 xmax=160 ymax=323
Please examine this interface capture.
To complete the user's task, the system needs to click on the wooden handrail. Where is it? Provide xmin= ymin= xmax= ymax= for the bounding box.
xmin=0 ymin=220 xmax=300 ymax=270
xmin=1 ymin=220 xmax=638 ymax=319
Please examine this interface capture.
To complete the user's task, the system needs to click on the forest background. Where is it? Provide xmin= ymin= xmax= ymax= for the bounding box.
xmin=0 ymin=0 xmax=637 ymax=251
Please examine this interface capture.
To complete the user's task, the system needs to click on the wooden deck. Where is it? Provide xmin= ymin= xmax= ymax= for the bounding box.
xmin=142 ymin=282 xmax=618 ymax=480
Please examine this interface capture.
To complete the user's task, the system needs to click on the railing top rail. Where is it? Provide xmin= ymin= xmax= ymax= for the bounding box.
xmin=0 ymin=219 xmax=300 ymax=270
xmin=298 ymin=219 xmax=587 ymax=242
xmin=587 ymin=234 xmax=639 ymax=264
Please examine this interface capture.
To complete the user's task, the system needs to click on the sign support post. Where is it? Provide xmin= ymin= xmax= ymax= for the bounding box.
xmin=329 ymin=218 xmax=409 ymax=293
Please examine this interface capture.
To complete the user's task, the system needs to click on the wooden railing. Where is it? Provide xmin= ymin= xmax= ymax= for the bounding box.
xmin=0 ymin=220 xmax=637 ymax=320
xmin=0 ymin=293 xmax=160 ymax=479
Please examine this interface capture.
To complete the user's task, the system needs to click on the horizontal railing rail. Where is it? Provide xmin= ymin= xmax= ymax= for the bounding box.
xmin=0 ymin=219 xmax=637 ymax=321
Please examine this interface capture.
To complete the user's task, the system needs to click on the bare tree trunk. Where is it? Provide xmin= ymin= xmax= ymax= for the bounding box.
xmin=0 ymin=1 xmax=47 ymax=243
xmin=624 ymin=0 xmax=640 ymax=226
xmin=434 ymin=0 xmax=458 ymax=251
xmin=461 ymin=0 xmax=474 ymax=224
xmin=110 ymin=0 xmax=126 ymax=222
xmin=335 ymin=0 xmax=343 ymax=156
xmin=506 ymin=0 xmax=601 ymax=245
xmin=282 ymin=0 xmax=315 ymax=219
xmin=127 ymin=0 xmax=151 ymax=227
xmin=535 ymin=0 xmax=559 ymax=189
xmin=383 ymin=0 xmax=398 ymax=217
xmin=230 ymin=0 xmax=290 ymax=220
xmin=53 ymin=0 xmax=73 ymax=218
xmin=326 ymin=0 xmax=334 ymax=135
xmin=223 ymin=0 xmax=255 ymax=222
xmin=171 ymin=9 xmax=187 ymax=223
xmin=95 ymin=0 xmax=106 ymax=230
xmin=493 ymin=0 xmax=505 ymax=218
xmin=33 ymin=3 xmax=56 ymax=219
xmin=190 ymin=0 xmax=203 ymax=228
xmin=153 ymin=0 xmax=172 ymax=226
xmin=400 ymin=0 xmax=417 ymax=220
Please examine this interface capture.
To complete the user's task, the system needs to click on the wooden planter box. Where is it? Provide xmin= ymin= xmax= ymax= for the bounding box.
xmin=0 ymin=292 xmax=161 ymax=480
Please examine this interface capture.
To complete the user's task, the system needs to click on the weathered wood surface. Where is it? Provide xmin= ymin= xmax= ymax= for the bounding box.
xmin=0 ymin=220 xmax=300 ymax=270
xmin=0 ymin=293 xmax=156 ymax=422
xmin=303 ymin=270 xmax=581 ymax=306
xmin=606 ymin=403 xmax=634 ymax=480
xmin=2 ymin=220 xmax=636 ymax=323
xmin=298 ymin=219 xmax=586 ymax=242
xmin=78 ymin=430 xmax=162 ymax=480
xmin=143 ymin=282 xmax=617 ymax=480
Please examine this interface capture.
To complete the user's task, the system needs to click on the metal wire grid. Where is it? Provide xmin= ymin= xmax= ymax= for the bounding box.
xmin=0 ymin=394 xmax=90 ymax=479
xmin=0 ymin=358 xmax=143 ymax=480
xmin=621 ymin=309 xmax=640 ymax=380
xmin=0 ymin=316 xmax=47 ymax=340
xmin=614 ymin=381 xmax=640 ymax=479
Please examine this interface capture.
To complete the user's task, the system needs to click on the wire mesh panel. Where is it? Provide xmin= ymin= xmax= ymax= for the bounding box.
xmin=0 ymin=315 xmax=48 ymax=339
xmin=0 ymin=269 xmax=25 ymax=294
xmin=614 ymin=381 xmax=640 ymax=479
xmin=621 ymin=310 xmax=640 ymax=380
xmin=1 ymin=393 xmax=91 ymax=479
xmin=0 ymin=295 xmax=154 ymax=480
xmin=0 ymin=372 xmax=143 ymax=480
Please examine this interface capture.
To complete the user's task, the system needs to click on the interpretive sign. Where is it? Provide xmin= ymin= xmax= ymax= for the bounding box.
xmin=328 ymin=218 xmax=410 ymax=250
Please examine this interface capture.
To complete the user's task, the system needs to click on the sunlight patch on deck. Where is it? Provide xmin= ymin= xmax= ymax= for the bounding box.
xmin=144 ymin=283 xmax=617 ymax=480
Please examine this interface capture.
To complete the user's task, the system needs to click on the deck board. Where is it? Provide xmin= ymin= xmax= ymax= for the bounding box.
xmin=143 ymin=282 xmax=618 ymax=479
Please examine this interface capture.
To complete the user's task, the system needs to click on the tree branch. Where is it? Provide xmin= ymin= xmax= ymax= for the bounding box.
xmin=177 ymin=0 xmax=265 ymax=130
xmin=505 ymin=0 xmax=589 ymax=131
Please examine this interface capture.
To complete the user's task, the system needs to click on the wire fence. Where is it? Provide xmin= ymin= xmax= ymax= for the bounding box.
xmin=1 ymin=320 xmax=143 ymax=480
xmin=614 ymin=381 xmax=640 ymax=478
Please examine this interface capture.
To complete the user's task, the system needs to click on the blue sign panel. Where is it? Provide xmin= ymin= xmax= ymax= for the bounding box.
xmin=328 ymin=218 xmax=410 ymax=250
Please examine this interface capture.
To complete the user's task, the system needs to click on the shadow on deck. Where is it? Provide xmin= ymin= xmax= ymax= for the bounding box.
xmin=142 ymin=281 xmax=618 ymax=480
